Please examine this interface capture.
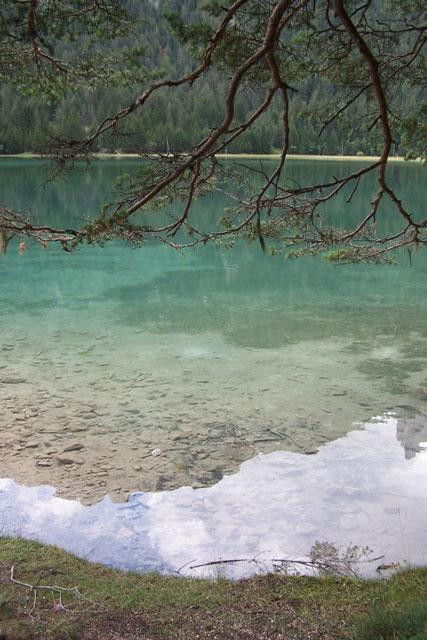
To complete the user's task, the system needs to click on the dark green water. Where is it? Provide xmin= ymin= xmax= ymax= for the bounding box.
xmin=0 ymin=158 xmax=426 ymax=502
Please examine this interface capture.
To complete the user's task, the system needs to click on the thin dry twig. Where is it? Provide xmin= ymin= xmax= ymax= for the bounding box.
xmin=185 ymin=552 xmax=385 ymax=576
xmin=10 ymin=565 xmax=82 ymax=596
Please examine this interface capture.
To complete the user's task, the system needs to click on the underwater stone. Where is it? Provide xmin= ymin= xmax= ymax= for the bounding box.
xmin=63 ymin=443 xmax=84 ymax=452
xmin=56 ymin=455 xmax=77 ymax=465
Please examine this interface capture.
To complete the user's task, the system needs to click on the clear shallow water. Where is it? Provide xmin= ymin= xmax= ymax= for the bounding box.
xmin=0 ymin=158 xmax=426 ymax=508
xmin=1 ymin=415 xmax=427 ymax=577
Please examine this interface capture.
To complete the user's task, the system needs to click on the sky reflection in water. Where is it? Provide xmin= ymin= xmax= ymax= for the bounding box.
xmin=1 ymin=414 xmax=426 ymax=578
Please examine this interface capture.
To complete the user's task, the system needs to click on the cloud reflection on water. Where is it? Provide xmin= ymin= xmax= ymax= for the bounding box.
xmin=1 ymin=414 xmax=426 ymax=578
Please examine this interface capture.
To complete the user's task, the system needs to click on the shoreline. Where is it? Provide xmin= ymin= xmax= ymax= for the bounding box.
xmin=0 ymin=151 xmax=412 ymax=162
xmin=1 ymin=415 xmax=427 ymax=581
xmin=1 ymin=537 xmax=427 ymax=640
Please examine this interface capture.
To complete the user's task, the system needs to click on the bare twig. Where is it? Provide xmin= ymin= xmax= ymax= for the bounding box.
xmin=10 ymin=565 xmax=81 ymax=597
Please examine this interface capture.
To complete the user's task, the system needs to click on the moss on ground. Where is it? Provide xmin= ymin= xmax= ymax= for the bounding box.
xmin=0 ymin=537 xmax=426 ymax=639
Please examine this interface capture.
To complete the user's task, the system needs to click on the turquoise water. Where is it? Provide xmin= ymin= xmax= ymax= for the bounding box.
xmin=0 ymin=158 xmax=426 ymax=503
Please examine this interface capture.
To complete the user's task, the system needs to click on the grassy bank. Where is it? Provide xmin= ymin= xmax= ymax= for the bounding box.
xmin=0 ymin=538 xmax=426 ymax=639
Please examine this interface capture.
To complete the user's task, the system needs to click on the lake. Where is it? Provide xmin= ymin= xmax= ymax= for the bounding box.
xmin=0 ymin=157 xmax=426 ymax=576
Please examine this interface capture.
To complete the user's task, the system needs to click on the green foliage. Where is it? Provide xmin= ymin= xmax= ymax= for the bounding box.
xmin=325 ymin=248 xmax=397 ymax=264
xmin=0 ymin=1 xmax=424 ymax=157
xmin=400 ymin=105 xmax=427 ymax=161
xmin=0 ymin=1 xmax=151 ymax=103
xmin=325 ymin=248 xmax=359 ymax=263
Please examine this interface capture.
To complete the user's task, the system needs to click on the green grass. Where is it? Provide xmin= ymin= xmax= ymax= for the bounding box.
xmin=0 ymin=537 xmax=426 ymax=639
xmin=353 ymin=601 xmax=427 ymax=640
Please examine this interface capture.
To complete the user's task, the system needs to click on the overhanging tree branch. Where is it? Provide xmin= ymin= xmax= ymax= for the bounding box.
xmin=0 ymin=0 xmax=425 ymax=261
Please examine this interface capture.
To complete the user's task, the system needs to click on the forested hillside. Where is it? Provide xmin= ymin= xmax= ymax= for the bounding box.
xmin=0 ymin=0 xmax=423 ymax=156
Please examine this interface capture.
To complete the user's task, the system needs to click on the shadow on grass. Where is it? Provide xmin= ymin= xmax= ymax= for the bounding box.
xmin=353 ymin=601 xmax=427 ymax=640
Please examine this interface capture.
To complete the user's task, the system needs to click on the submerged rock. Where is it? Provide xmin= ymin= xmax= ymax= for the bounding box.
xmin=56 ymin=455 xmax=80 ymax=465
xmin=63 ymin=443 xmax=84 ymax=452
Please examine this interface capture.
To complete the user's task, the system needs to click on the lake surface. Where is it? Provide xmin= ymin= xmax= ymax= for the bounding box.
xmin=1 ymin=415 xmax=427 ymax=578
xmin=0 ymin=158 xmax=426 ymax=572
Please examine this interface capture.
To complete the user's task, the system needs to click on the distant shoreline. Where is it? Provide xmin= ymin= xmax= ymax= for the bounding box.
xmin=0 ymin=151 xmax=412 ymax=162
xmin=218 ymin=153 xmax=409 ymax=162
